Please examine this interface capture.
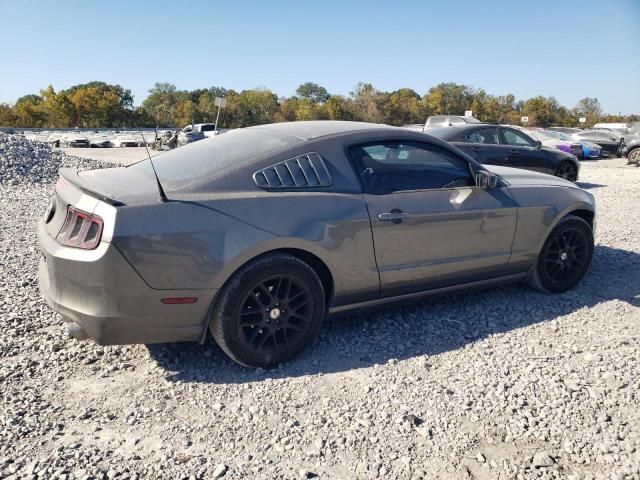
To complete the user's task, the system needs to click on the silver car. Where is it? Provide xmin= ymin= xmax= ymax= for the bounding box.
xmin=39 ymin=121 xmax=595 ymax=367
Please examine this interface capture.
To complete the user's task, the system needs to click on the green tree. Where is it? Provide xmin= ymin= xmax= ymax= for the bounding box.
xmin=234 ymin=88 xmax=279 ymax=127
xmin=325 ymin=95 xmax=354 ymax=120
xmin=574 ymin=97 xmax=602 ymax=127
xmin=13 ymin=95 xmax=47 ymax=127
xmin=521 ymin=96 xmax=563 ymax=127
xmin=385 ymin=88 xmax=423 ymax=125
xmin=422 ymin=82 xmax=475 ymax=116
xmin=295 ymin=82 xmax=330 ymax=103
xmin=142 ymin=82 xmax=179 ymax=126
xmin=350 ymin=83 xmax=385 ymax=123
xmin=0 ymin=103 xmax=16 ymax=126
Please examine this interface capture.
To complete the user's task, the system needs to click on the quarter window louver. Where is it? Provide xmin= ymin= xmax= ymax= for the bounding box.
xmin=253 ymin=153 xmax=332 ymax=189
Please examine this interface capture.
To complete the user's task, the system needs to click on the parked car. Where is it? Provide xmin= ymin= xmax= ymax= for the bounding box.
xmin=424 ymin=115 xmax=482 ymax=129
xmin=523 ymin=129 xmax=583 ymax=159
xmin=182 ymin=123 xmax=219 ymax=138
xmin=38 ymin=121 xmax=595 ymax=367
xmin=547 ymin=127 xmax=582 ymax=135
xmin=47 ymin=133 xmax=63 ymax=147
xmin=60 ymin=133 xmax=90 ymax=148
xmin=114 ymin=134 xmax=141 ymax=147
xmin=571 ymin=130 xmax=623 ymax=156
xmin=621 ymin=134 xmax=640 ymax=164
xmin=592 ymin=122 xmax=630 ymax=135
xmin=426 ymin=124 xmax=580 ymax=181
xmin=543 ymin=130 xmax=601 ymax=159
xmin=178 ymin=130 xmax=206 ymax=146
xmin=89 ymin=135 xmax=113 ymax=148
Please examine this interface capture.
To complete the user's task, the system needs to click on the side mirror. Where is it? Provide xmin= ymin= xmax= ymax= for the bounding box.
xmin=535 ymin=140 xmax=542 ymax=149
xmin=475 ymin=170 xmax=499 ymax=189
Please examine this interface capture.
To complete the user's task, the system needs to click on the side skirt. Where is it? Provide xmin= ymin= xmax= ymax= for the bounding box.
xmin=328 ymin=272 xmax=528 ymax=316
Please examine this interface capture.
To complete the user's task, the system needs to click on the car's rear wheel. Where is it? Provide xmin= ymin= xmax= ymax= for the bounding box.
xmin=210 ymin=253 xmax=325 ymax=368
xmin=528 ymin=215 xmax=593 ymax=293
xmin=556 ymin=161 xmax=578 ymax=182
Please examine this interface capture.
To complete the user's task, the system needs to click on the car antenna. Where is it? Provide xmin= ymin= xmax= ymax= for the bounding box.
xmin=141 ymin=132 xmax=169 ymax=203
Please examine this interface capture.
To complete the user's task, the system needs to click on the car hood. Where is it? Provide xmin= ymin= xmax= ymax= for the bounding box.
xmin=484 ymin=165 xmax=576 ymax=188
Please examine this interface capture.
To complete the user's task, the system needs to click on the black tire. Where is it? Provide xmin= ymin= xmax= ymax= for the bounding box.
xmin=209 ymin=253 xmax=325 ymax=368
xmin=528 ymin=215 xmax=594 ymax=293
xmin=555 ymin=161 xmax=578 ymax=182
xmin=627 ymin=148 xmax=640 ymax=165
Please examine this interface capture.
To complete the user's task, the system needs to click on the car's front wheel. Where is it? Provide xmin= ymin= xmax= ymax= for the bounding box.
xmin=210 ymin=253 xmax=326 ymax=368
xmin=528 ymin=215 xmax=594 ymax=293
xmin=555 ymin=161 xmax=578 ymax=182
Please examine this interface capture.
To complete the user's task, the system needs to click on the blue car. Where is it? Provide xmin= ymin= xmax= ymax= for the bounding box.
xmin=544 ymin=130 xmax=601 ymax=159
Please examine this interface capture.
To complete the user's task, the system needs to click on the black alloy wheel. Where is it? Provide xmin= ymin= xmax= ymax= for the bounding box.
xmin=237 ymin=275 xmax=314 ymax=356
xmin=529 ymin=215 xmax=594 ymax=293
xmin=556 ymin=162 xmax=578 ymax=182
xmin=210 ymin=253 xmax=325 ymax=367
xmin=541 ymin=228 xmax=590 ymax=289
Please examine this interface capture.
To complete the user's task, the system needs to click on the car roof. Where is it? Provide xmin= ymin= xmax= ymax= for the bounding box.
xmin=247 ymin=120 xmax=395 ymax=140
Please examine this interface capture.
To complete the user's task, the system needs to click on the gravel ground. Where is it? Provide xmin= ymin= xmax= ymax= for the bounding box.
xmin=1 ymin=137 xmax=639 ymax=480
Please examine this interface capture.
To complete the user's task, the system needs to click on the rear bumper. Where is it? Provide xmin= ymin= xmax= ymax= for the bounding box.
xmin=38 ymin=222 xmax=216 ymax=345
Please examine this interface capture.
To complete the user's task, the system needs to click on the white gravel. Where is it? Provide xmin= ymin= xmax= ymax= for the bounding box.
xmin=0 ymin=134 xmax=111 ymax=185
xmin=0 ymin=136 xmax=639 ymax=480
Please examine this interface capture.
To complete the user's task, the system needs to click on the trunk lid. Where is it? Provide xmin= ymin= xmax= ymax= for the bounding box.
xmin=59 ymin=162 xmax=164 ymax=206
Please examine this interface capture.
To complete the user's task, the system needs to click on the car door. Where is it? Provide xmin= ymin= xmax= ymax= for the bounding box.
xmin=452 ymin=127 xmax=510 ymax=167
xmin=349 ymin=140 xmax=517 ymax=297
xmin=596 ymin=132 xmax=621 ymax=155
xmin=499 ymin=127 xmax=552 ymax=174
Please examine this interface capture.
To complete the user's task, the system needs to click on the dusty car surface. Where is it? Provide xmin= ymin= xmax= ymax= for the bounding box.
xmin=39 ymin=121 xmax=596 ymax=367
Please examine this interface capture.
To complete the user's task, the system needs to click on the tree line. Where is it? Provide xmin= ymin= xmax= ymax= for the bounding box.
xmin=0 ymin=81 xmax=637 ymax=129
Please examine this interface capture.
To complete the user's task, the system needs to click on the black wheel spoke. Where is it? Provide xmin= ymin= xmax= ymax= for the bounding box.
xmin=237 ymin=274 xmax=314 ymax=355
xmin=541 ymin=226 xmax=590 ymax=288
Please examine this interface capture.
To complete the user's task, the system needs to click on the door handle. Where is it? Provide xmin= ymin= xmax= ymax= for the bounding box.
xmin=378 ymin=211 xmax=410 ymax=223
xmin=509 ymin=149 xmax=519 ymax=154
xmin=471 ymin=146 xmax=482 ymax=152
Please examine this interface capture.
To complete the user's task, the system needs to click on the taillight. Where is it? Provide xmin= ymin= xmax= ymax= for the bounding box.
xmin=56 ymin=206 xmax=104 ymax=249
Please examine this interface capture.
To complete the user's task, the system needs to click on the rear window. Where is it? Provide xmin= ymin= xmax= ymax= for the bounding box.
xmin=200 ymin=124 xmax=216 ymax=132
xmin=132 ymin=128 xmax=304 ymax=190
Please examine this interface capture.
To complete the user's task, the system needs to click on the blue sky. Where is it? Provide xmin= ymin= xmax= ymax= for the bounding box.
xmin=1 ymin=0 xmax=639 ymax=113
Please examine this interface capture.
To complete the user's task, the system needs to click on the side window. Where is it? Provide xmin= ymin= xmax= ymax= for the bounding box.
xmin=467 ymin=128 xmax=499 ymax=144
xmin=502 ymin=128 xmax=535 ymax=147
xmin=349 ymin=142 xmax=473 ymax=194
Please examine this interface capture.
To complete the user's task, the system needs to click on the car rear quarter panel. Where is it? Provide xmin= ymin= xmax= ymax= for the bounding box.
xmin=112 ymin=192 xmax=380 ymax=307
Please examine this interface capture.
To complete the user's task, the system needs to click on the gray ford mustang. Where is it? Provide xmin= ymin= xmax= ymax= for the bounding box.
xmin=39 ymin=121 xmax=595 ymax=367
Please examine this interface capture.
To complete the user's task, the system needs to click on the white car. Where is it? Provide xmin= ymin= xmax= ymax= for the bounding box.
xmin=182 ymin=123 xmax=218 ymax=138
xmin=60 ymin=132 xmax=90 ymax=148
xmin=592 ymin=123 xmax=630 ymax=135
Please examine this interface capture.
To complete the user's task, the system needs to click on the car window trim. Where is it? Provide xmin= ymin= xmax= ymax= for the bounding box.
xmin=499 ymin=127 xmax=535 ymax=148
xmin=468 ymin=126 xmax=501 ymax=145
xmin=345 ymin=139 xmax=478 ymax=195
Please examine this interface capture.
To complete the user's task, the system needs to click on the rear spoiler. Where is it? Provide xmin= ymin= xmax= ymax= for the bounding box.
xmin=58 ymin=168 xmax=126 ymax=207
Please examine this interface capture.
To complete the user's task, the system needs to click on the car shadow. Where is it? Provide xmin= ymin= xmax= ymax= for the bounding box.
xmin=147 ymin=245 xmax=640 ymax=384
